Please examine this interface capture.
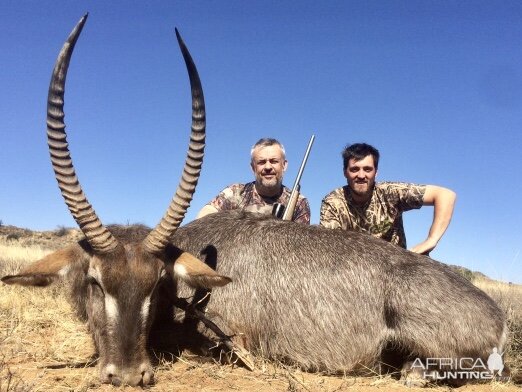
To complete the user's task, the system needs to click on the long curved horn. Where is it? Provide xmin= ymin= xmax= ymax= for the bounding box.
xmin=142 ymin=29 xmax=206 ymax=254
xmin=46 ymin=14 xmax=119 ymax=254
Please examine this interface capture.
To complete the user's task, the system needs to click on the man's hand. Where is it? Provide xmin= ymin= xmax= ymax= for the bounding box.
xmin=410 ymin=237 xmax=438 ymax=256
xmin=196 ymin=204 xmax=219 ymax=219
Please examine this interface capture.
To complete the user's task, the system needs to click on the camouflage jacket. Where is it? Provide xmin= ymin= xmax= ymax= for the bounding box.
xmin=207 ymin=182 xmax=311 ymax=224
xmin=319 ymin=182 xmax=426 ymax=248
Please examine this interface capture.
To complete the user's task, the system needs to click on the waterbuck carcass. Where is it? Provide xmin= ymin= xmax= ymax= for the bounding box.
xmin=2 ymin=15 xmax=508 ymax=387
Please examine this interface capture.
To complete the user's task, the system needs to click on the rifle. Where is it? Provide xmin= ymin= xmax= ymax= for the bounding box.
xmin=272 ymin=135 xmax=315 ymax=221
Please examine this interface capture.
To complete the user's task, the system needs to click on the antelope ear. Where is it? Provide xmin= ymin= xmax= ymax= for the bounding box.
xmin=1 ymin=245 xmax=84 ymax=287
xmin=171 ymin=252 xmax=232 ymax=289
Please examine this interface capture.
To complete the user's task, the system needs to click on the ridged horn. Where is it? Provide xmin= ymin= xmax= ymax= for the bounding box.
xmin=46 ymin=14 xmax=119 ymax=254
xmin=142 ymin=29 xmax=206 ymax=255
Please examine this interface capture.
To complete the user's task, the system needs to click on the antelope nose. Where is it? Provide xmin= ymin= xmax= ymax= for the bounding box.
xmin=122 ymin=372 xmax=144 ymax=387
xmin=122 ymin=363 xmax=154 ymax=386
xmin=139 ymin=363 xmax=154 ymax=386
xmin=102 ymin=362 xmax=153 ymax=386
xmin=102 ymin=364 xmax=122 ymax=386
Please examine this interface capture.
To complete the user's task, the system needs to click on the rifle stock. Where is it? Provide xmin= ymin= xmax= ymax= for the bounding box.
xmin=282 ymin=185 xmax=300 ymax=221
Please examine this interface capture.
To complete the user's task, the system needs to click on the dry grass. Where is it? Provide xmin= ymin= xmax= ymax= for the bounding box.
xmin=474 ymin=278 xmax=522 ymax=379
xmin=1 ymin=229 xmax=521 ymax=391
xmin=0 ymin=244 xmax=51 ymax=277
xmin=0 ymin=239 xmax=94 ymax=392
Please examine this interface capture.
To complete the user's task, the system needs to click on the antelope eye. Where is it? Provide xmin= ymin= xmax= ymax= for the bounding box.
xmin=87 ymin=277 xmax=105 ymax=296
xmin=87 ymin=276 xmax=102 ymax=288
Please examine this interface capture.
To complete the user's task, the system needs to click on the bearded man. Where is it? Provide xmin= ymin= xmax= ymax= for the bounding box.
xmin=320 ymin=143 xmax=456 ymax=254
xmin=197 ymin=138 xmax=310 ymax=224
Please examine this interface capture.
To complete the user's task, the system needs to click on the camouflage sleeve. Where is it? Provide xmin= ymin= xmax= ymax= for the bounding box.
xmin=208 ymin=184 xmax=242 ymax=211
xmin=293 ymin=197 xmax=311 ymax=224
xmin=385 ymin=182 xmax=426 ymax=212
xmin=319 ymin=197 xmax=343 ymax=229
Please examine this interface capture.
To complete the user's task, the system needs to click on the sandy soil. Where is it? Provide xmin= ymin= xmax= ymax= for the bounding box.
xmin=4 ymin=358 xmax=521 ymax=392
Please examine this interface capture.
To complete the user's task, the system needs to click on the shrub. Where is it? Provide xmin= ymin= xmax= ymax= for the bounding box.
xmin=55 ymin=225 xmax=68 ymax=237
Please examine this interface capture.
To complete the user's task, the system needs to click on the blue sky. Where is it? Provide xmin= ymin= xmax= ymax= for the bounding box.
xmin=1 ymin=1 xmax=521 ymax=283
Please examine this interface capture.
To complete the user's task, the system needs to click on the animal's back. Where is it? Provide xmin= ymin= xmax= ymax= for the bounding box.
xmin=172 ymin=211 xmax=506 ymax=373
xmin=173 ymin=211 xmax=387 ymax=370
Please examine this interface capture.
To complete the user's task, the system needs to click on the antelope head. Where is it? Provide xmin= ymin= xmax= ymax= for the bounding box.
xmin=1 ymin=15 xmax=230 ymax=386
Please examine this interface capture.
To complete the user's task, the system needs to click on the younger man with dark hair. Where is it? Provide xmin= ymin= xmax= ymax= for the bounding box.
xmin=320 ymin=143 xmax=456 ymax=254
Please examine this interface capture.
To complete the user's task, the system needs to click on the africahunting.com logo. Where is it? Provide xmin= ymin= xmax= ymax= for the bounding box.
xmin=411 ymin=347 xmax=506 ymax=381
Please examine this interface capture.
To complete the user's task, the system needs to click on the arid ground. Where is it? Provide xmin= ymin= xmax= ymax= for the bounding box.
xmin=1 ymin=225 xmax=521 ymax=391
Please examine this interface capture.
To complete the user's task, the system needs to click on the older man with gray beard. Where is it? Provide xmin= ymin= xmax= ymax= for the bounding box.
xmin=197 ymin=138 xmax=310 ymax=224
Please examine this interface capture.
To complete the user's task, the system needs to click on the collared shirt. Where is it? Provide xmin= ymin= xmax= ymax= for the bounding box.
xmin=208 ymin=182 xmax=311 ymax=224
xmin=319 ymin=182 xmax=426 ymax=248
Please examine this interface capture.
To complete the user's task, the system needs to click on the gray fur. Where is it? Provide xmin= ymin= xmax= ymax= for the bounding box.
xmin=4 ymin=213 xmax=506 ymax=384
xmin=172 ymin=210 xmax=506 ymax=374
